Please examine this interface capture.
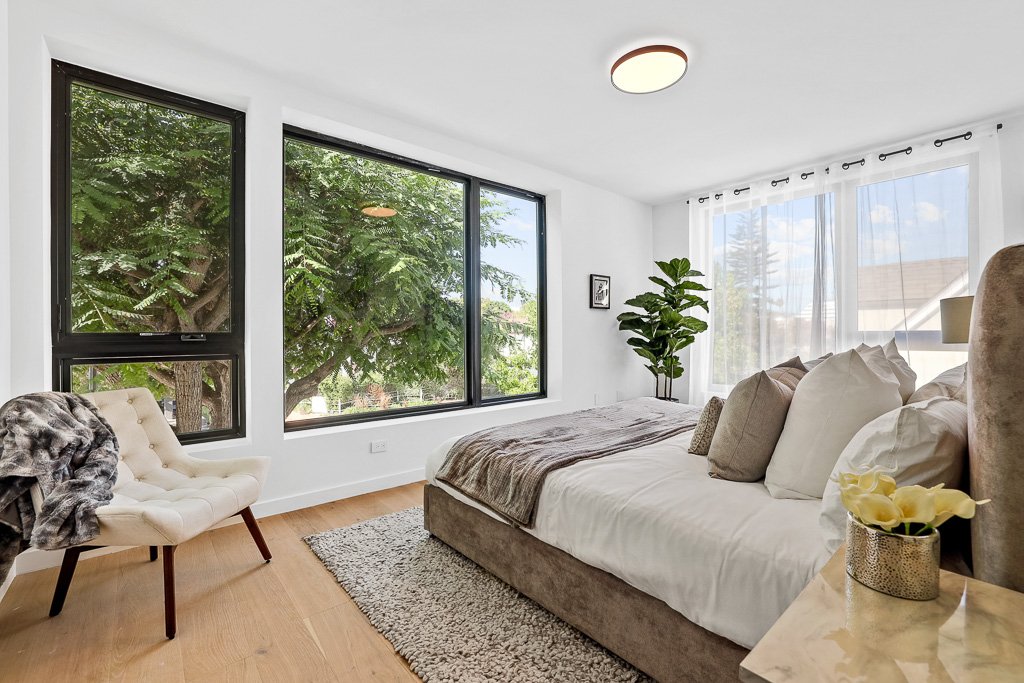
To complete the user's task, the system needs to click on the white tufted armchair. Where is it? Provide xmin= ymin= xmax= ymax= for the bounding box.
xmin=41 ymin=387 xmax=271 ymax=639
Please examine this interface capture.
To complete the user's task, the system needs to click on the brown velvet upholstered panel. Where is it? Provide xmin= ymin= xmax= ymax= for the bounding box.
xmin=423 ymin=484 xmax=748 ymax=683
xmin=968 ymin=243 xmax=1024 ymax=592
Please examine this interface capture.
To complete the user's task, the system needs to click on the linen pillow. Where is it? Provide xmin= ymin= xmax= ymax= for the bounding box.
xmin=882 ymin=339 xmax=918 ymax=403
xmin=856 ymin=344 xmax=913 ymax=403
xmin=803 ymin=353 xmax=832 ymax=371
xmin=707 ymin=357 xmax=807 ymax=481
xmin=688 ymin=397 xmax=725 ymax=456
xmin=907 ymin=363 xmax=967 ymax=404
xmin=764 ymin=349 xmax=903 ymax=499
xmin=818 ymin=396 xmax=968 ymax=551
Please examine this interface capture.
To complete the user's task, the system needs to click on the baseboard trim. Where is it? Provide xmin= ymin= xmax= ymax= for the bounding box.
xmin=250 ymin=468 xmax=425 ymax=518
xmin=3 ymin=467 xmax=425 ymax=583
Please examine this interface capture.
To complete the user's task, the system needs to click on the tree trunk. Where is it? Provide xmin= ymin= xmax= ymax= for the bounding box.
xmin=174 ymin=361 xmax=205 ymax=433
xmin=206 ymin=361 xmax=232 ymax=430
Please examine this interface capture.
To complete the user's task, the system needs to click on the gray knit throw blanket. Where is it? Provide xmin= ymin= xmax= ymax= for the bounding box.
xmin=0 ymin=392 xmax=119 ymax=583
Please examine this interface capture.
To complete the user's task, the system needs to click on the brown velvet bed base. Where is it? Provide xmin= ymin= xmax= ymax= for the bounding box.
xmin=423 ymin=484 xmax=748 ymax=683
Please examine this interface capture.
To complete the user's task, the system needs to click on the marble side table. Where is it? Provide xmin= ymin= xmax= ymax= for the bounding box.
xmin=740 ymin=546 xmax=1024 ymax=682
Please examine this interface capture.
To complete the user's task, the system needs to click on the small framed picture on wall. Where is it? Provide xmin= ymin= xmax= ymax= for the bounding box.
xmin=590 ymin=274 xmax=611 ymax=309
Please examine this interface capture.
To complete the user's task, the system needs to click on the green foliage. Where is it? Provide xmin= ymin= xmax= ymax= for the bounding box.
xmin=283 ymin=139 xmax=538 ymax=416
xmin=616 ymin=257 xmax=710 ymax=400
xmin=69 ymin=83 xmax=541 ymax=427
xmin=68 ymin=84 xmax=235 ymax=431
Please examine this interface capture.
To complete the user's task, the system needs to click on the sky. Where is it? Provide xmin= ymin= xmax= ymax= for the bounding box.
xmin=480 ymin=192 xmax=540 ymax=309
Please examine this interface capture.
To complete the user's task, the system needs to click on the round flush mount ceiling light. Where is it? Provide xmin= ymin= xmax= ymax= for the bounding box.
xmin=361 ymin=205 xmax=397 ymax=218
xmin=610 ymin=44 xmax=688 ymax=94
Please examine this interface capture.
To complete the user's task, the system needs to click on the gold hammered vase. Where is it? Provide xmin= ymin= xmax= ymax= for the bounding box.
xmin=845 ymin=513 xmax=940 ymax=600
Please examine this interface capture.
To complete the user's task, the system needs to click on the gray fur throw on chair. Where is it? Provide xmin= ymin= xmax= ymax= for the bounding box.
xmin=0 ymin=392 xmax=119 ymax=583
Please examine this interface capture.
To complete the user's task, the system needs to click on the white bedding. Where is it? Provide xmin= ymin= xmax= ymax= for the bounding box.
xmin=426 ymin=430 xmax=831 ymax=649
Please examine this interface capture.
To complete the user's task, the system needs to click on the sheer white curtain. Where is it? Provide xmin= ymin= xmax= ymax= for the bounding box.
xmin=688 ymin=123 xmax=1003 ymax=404
xmin=689 ymin=168 xmax=834 ymax=405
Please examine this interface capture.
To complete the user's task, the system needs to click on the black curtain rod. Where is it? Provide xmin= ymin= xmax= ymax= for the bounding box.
xmin=879 ymin=146 xmax=912 ymax=161
xmin=934 ymin=131 xmax=971 ymax=147
xmin=688 ymin=124 xmax=1000 ymax=205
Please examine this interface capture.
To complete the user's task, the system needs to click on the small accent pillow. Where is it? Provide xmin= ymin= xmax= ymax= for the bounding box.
xmin=819 ymin=396 xmax=968 ymax=551
xmin=906 ymin=363 xmax=967 ymax=404
xmin=765 ymin=349 xmax=903 ymax=499
xmin=688 ymin=397 xmax=724 ymax=456
xmin=707 ymin=357 xmax=807 ymax=481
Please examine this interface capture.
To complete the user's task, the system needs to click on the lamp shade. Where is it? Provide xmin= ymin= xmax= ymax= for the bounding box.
xmin=940 ymin=295 xmax=974 ymax=343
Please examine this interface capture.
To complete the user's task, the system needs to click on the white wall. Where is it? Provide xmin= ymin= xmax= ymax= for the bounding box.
xmin=999 ymin=114 xmax=1024 ymax=246
xmin=0 ymin=0 xmax=10 ymax=404
xmin=651 ymin=200 xmax=692 ymax=403
xmin=3 ymin=1 xmax=655 ymax=552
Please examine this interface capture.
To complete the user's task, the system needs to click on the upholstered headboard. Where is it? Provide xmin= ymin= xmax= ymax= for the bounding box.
xmin=967 ymin=242 xmax=1024 ymax=592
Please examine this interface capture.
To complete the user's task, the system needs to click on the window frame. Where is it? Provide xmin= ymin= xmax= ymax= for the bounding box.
xmin=281 ymin=126 xmax=547 ymax=431
xmin=50 ymin=61 xmax=246 ymax=444
xmin=836 ymin=154 xmax=978 ymax=354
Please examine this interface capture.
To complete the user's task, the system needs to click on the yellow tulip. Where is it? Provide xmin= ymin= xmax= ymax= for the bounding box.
xmin=931 ymin=489 xmax=991 ymax=528
xmin=891 ymin=485 xmax=936 ymax=525
xmin=851 ymin=493 xmax=902 ymax=531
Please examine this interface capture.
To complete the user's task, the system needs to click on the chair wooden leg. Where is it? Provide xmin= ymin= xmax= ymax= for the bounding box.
xmin=149 ymin=546 xmax=158 ymax=562
xmin=239 ymin=507 xmax=272 ymax=562
xmin=162 ymin=545 xmax=176 ymax=639
xmin=49 ymin=546 xmax=86 ymax=617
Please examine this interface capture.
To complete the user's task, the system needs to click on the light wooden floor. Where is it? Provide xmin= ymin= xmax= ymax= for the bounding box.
xmin=0 ymin=482 xmax=426 ymax=683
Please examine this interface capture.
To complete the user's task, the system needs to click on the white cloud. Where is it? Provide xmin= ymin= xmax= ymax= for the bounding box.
xmin=914 ymin=201 xmax=945 ymax=224
xmin=869 ymin=204 xmax=895 ymax=225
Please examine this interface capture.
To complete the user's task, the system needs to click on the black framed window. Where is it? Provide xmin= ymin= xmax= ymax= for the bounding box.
xmin=283 ymin=127 xmax=546 ymax=429
xmin=51 ymin=62 xmax=245 ymax=443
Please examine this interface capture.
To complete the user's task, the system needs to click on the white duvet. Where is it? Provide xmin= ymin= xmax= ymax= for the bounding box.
xmin=425 ymin=430 xmax=831 ymax=649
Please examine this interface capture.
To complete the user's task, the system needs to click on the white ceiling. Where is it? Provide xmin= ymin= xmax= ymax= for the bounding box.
xmin=44 ymin=0 xmax=1024 ymax=204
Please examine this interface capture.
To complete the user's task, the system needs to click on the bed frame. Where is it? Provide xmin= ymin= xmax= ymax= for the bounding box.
xmin=423 ymin=484 xmax=747 ymax=682
xmin=424 ymin=243 xmax=1024 ymax=682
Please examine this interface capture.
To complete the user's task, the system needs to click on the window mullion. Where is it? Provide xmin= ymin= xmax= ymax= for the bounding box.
xmin=468 ymin=179 xmax=482 ymax=407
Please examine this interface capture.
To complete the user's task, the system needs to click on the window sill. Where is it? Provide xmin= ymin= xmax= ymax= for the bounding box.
xmin=282 ymin=397 xmax=562 ymax=440
xmin=183 ymin=435 xmax=252 ymax=454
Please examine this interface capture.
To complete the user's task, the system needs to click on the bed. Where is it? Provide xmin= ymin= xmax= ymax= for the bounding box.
xmin=422 ymin=243 xmax=1024 ymax=682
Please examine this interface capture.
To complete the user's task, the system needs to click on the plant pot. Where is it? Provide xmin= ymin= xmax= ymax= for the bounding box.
xmin=845 ymin=513 xmax=940 ymax=600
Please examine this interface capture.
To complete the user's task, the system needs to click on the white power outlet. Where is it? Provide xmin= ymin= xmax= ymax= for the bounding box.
xmin=370 ymin=440 xmax=388 ymax=453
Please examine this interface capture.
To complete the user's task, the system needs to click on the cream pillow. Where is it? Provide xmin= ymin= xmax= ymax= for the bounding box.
xmin=855 ymin=342 xmax=915 ymax=402
xmin=818 ymin=396 xmax=968 ymax=551
xmin=882 ymin=339 xmax=918 ymax=403
xmin=765 ymin=349 xmax=903 ymax=499
xmin=907 ymin=363 xmax=967 ymax=404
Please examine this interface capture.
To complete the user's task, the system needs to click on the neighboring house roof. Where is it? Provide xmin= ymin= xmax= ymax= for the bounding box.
xmin=857 ymin=257 xmax=968 ymax=308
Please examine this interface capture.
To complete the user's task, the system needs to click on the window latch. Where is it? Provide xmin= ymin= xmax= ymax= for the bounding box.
xmin=180 ymin=333 xmax=207 ymax=342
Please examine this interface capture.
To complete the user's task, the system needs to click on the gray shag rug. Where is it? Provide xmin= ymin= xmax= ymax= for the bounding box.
xmin=305 ymin=507 xmax=648 ymax=683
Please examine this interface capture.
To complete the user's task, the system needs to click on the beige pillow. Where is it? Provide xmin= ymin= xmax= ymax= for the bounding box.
xmin=907 ymin=363 xmax=967 ymax=404
xmin=707 ymin=357 xmax=807 ymax=481
xmin=765 ymin=349 xmax=903 ymax=499
xmin=819 ymin=397 xmax=968 ymax=551
xmin=688 ymin=397 xmax=724 ymax=456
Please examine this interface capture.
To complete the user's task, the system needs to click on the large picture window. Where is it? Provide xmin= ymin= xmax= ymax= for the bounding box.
xmin=51 ymin=62 xmax=245 ymax=443
xmin=283 ymin=128 xmax=545 ymax=428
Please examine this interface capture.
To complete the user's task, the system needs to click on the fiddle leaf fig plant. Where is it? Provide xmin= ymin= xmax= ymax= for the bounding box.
xmin=616 ymin=257 xmax=710 ymax=400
